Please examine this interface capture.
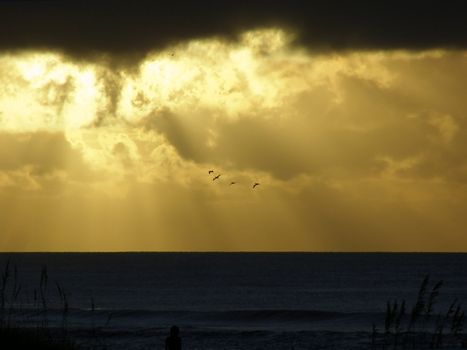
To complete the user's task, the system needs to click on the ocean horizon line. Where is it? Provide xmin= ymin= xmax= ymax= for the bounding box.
xmin=1 ymin=250 xmax=467 ymax=254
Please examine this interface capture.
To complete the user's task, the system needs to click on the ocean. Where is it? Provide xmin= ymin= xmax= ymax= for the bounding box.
xmin=0 ymin=253 xmax=466 ymax=349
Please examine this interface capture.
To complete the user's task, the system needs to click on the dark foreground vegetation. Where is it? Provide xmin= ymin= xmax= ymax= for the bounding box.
xmin=0 ymin=260 xmax=84 ymax=350
xmin=372 ymin=275 xmax=467 ymax=349
xmin=0 ymin=327 xmax=78 ymax=350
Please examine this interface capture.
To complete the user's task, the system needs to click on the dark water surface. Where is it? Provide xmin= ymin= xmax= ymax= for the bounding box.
xmin=0 ymin=253 xmax=466 ymax=349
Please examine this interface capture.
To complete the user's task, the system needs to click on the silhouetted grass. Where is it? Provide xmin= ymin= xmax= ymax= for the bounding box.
xmin=0 ymin=327 xmax=79 ymax=350
xmin=373 ymin=275 xmax=466 ymax=349
xmin=0 ymin=261 xmax=86 ymax=350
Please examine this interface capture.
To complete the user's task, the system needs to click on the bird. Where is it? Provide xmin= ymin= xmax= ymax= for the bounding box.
xmin=213 ymin=174 xmax=221 ymax=181
xmin=208 ymin=170 xmax=214 ymax=174
xmin=253 ymin=182 xmax=260 ymax=189
xmin=230 ymin=181 xmax=236 ymax=185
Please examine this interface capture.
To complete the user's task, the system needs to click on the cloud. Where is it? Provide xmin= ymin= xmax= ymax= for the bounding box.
xmin=1 ymin=33 xmax=467 ymax=251
xmin=130 ymin=48 xmax=467 ymax=184
xmin=0 ymin=131 xmax=99 ymax=193
xmin=1 ymin=1 xmax=467 ymax=61
xmin=2 ymin=35 xmax=467 ymax=185
xmin=0 ymin=132 xmax=78 ymax=172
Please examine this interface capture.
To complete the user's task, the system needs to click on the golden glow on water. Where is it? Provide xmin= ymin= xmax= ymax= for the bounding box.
xmin=0 ymin=28 xmax=467 ymax=251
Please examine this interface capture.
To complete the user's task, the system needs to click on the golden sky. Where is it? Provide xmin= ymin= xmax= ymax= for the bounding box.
xmin=1 ymin=28 xmax=467 ymax=251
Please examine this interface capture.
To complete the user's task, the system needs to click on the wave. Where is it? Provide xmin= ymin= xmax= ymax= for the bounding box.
xmin=6 ymin=307 xmax=375 ymax=325
xmin=185 ymin=309 xmax=350 ymax=322
xmin=4 ymin=309 xmax=384 ymax=334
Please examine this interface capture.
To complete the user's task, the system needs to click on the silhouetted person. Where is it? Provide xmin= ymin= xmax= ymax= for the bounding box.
xmin=165 ymin=325 xmax=181 ymax=350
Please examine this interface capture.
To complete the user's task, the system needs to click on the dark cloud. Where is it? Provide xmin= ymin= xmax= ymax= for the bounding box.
xmin=1 ymin=1 xmax=467 ymax=60
xmin=140 ymin=111 xmax=309 ymax=179
xmin=0 ymin=131 xmax=95 ymax=180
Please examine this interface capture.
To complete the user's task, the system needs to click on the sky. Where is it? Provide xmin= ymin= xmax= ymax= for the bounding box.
xmin=1 ymin=1 xmax=467 ymax=252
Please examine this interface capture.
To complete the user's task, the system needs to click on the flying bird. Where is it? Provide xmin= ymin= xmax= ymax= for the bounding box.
xmin=208 ymin=170 xmax=214 ymax=174
xmin=230 ymin=182 xmax=236 ymax=185
xmin=213 ymin=174 xmax=221 ymax=181
xmin=253 ymin=182 xmax=260 ymax=189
